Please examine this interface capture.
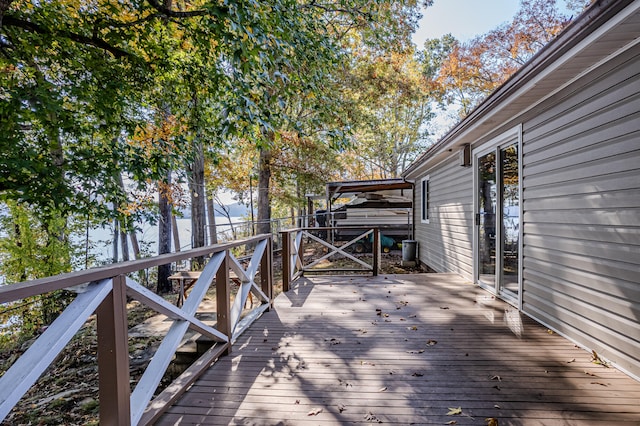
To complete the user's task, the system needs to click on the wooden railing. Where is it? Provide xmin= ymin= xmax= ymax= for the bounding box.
xmin=281 ymin=227 xmax=380 ymax=291
xmin=0 ymin=234 xmax=273 ymax=425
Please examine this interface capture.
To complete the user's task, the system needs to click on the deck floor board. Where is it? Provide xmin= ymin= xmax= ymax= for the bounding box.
xmin=157 ymin=274 xmax=640 ymax=425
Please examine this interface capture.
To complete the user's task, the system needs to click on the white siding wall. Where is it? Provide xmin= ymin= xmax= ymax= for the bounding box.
xmin=415 ymin=156 xmax=473 ymax=279
xmin=521 ymin=51 xmax=640 ymax=378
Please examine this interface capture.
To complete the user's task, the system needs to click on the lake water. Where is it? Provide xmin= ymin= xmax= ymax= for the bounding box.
xmin=87 ymin=216 xmax=244 ymax=263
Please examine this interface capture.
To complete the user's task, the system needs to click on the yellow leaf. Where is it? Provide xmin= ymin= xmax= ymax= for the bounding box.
xmin=444 ymin=421 xmax=457 ymax=425
xmin=485 ymin=418 xmax=499 ymax=426
xmin=447 ymin=407 xmax=462 ymax=415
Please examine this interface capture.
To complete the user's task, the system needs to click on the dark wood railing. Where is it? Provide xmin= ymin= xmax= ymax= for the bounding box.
xmin=0 ymin=234 xmax=273 ymax=425
xmin=280 ymin=227 xmax=380 ymax=291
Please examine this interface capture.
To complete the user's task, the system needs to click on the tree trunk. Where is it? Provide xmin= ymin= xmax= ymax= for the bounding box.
xmin=120 ymin=224 xmax=129 ymax=261
xmin=129 ymin=232 xmax=140 ymax=259
xmin=112 ymin=218 xmax=119 ymax=263
xmin=171 ymin=214 xmax=181 ymax=252
xmin=188 ymin=140 xmax=206 ymax=267
xmin=206 ymin=193 xmax=218 ymax=244
xmin=157 ymin=171 xmax=172 ymax=294
xmin=257 ymin=146 xmax=272 ymax=235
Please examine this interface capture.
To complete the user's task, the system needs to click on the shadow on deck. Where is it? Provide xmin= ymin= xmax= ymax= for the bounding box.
xmin=158 ymin=274 xmax=640 ymax=425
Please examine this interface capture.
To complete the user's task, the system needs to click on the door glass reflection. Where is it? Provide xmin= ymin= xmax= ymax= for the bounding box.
xmin=478 ymin=152 xmax=496 ymax=286
xmin=500 ymin=144 xmax=519 ymax=297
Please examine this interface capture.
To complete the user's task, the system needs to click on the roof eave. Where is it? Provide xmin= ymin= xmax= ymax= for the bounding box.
xmin=403 ymin=0 xmax=633 ymax=178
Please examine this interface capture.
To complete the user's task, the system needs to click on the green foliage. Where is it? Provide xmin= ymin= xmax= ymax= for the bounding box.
xmin=0 ymin=201 xmax=76 ymax=346
xmin=1 ymin=0 xmax=432 ymax=275
xmin=0 ymin=201 xmax=75 ymax=281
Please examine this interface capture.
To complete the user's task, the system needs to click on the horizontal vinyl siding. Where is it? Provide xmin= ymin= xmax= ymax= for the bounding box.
xmin=415 ymin=156 xmax=473 ymax=279
xmin=522 ymin=50 xmax=640 ymax=378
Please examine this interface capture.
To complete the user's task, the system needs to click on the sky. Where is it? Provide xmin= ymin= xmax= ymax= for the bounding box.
xmin=413 ymin=0 xmax=520 ymax=46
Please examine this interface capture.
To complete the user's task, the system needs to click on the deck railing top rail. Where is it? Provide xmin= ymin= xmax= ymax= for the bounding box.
xmin=0 ymin=235 xmax=268 ymax=304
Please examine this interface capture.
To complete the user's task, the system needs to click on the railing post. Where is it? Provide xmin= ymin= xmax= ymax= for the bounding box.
xmin=298 ymin=230 xmax=305 ymax=277
xmin=373 ymin=228 xmax=380 ymax=276
xmin=281 ymin=231 xmax=290 ymax=292
xmin=97 ymin=274 xmax=131 ymax=426
xmin=216 ymin=252 xmax=232 ymax=355
xmin=260 ymin=235 xmax=273 ymax=309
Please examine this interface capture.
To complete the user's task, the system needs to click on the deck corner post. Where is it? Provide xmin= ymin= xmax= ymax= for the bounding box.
xmin=260 ymin=235 xmax=273 ymax=310
xmin=373 ymin=228 xmax=380 ymax=276
xmin=96 ymin=274 xmax=131 ymax=426
xmin=281 ymin=231 xmax=290 ymax=292
xmin=216 ymin=252 xmax=232 ymax=355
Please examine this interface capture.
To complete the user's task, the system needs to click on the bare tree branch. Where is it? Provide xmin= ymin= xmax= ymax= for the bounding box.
xmin=3 ymin=16 xmax=132 ymax=58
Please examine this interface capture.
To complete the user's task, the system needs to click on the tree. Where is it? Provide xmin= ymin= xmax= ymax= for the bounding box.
xmin=1 ymin=0 xmax=431 ymax=287
xmin=341 ymin=48 xmax=433 ymax=178
xmin=422 ymin=0 xmax=591 ymax=118
xmin=236 ymin=0 xmax=430 ymax=229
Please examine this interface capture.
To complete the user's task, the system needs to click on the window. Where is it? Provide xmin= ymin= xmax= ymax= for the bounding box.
xmin=421 ymin=175 xmax=430 ymax=223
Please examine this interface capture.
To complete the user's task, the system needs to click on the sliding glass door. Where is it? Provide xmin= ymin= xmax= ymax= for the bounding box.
xmin=474 ymin=133 xmax=521 ymax=305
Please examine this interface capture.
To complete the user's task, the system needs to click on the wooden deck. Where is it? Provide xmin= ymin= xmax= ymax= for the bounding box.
xmin=157 ymin=274 xmax=640 ymax=425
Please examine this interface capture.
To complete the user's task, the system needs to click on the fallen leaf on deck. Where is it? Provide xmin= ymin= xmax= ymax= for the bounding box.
xmin=447 ymin=407 xmax=462 ymax=416
xmin=307 ymin=408 xmax=323 ymax=416
xmin=408 ymin=326 xmax=418 ymax=330
xmin=547 ymin=329 xmax=554 ymax=334
xmin=584 ymin=370 xmax=597 ymax=377
xmin=440 ymin=306 xmax=450 ymax=310
xmin=567 ymin=358 xmax=576 ymax=363
xmin=295 ymin=400 xmax=300 ymax=404
xmin=490 ymin=375 xmax=502 ymax=381
xmin=590 ymin=381 xmax=608 ymax=386
xmin=426 ymin=339 xmax=437 ymax=346
xmin=591 ymin=350 xmax=610 ymax=367
xmin=444 ymin=421 xmax=457 ymax=425
xmin=406 ymin=349 xmax=425 ymax=354
xmin=485 ymin=418 xmax=499 ymax=426
xmin=365 ymin=412 xmax=382 ymax=423
xmin=338 ymin=404 xmax=346 ymax=413
xmin=338 ymin=378 xmax=352 ymax=387
xmin=378 ymin=386 xmax=387 ymax=392
xmin=412 ymin=372 xmax=424 ymax=377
